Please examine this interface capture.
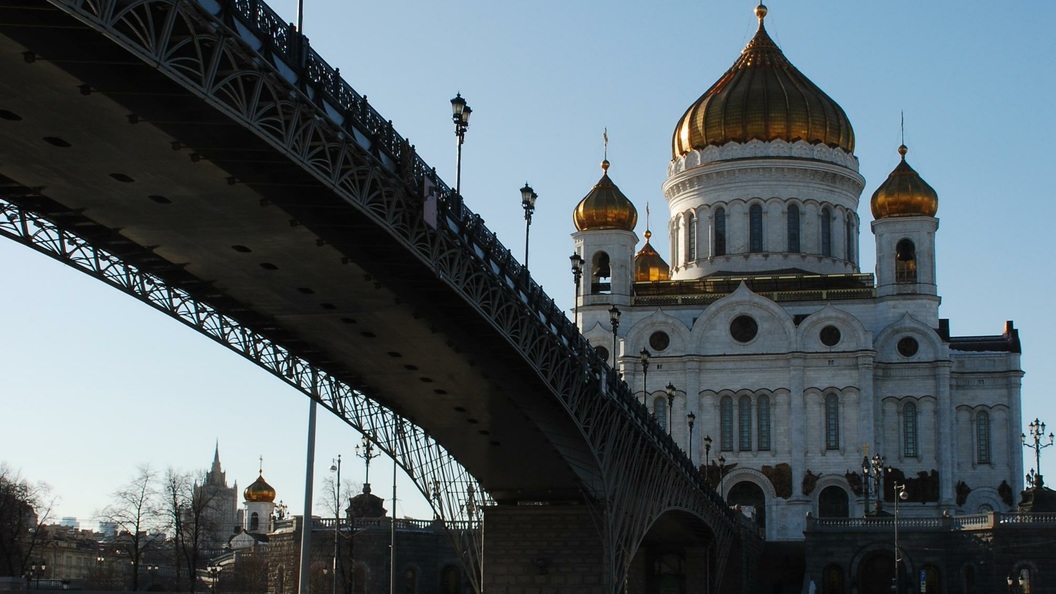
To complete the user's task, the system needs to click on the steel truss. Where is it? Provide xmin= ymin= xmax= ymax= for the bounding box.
xmin=10 ymin=0 xmax=761 ymax=590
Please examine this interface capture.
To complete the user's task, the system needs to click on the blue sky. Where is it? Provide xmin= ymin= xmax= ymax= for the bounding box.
xmin=2 ymin=1 xmax=1054 ymax=526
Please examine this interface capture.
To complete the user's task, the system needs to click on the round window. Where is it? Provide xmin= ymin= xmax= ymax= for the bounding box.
xmin=820 ymin=325 xmax=841 ymax=347
xmin=595 ymin=345 xmax=610 ymax=362
xmin=897 ymin=336 xmax=919 ymax=357
xmin=730 ymin=315 xmax=759 ymax=343
xmin=649 ymin=331 xmax=670 ymax=352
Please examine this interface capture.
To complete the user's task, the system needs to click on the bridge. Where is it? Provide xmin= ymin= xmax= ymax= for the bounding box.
xmin=0 ymin=0 xmax=761 ymax=591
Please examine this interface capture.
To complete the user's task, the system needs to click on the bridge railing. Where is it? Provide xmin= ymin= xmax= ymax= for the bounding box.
xmin=203 ymin=0 xmax=730 ymax=518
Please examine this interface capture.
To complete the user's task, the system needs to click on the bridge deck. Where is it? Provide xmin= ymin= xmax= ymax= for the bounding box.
xmin=0 ymin=0 xmax=586 ymax=502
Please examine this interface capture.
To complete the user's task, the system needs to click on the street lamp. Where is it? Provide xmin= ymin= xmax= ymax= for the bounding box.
xmin=704 ymin=435 xmax=713 ymax=475
xmin=665 ymin=383 xmax=676 ymax=433
xmin=148 ymin=564 xmax=159 ymax=589
xmin=718 ymin=456 xmax=726 ymax=495
xmin=639 ymin=348 xmax=651 ymax=403
xmin=687 ymin=412 xmax=696 ymax=465
xmin=520 ymin=182 xmax=537 ymax=267
xmin=355 ymin=436 xmax=380 ymax=489
xmin=450 ymin=93 xmax=472 ymax=196
xmin=866 ymin=453 xmax=886 ymax=515
xmin=570 ymin=253 xmax=584 ymax=326
xmin=892 ymin=481 xmax=908 ymax=594
xmin=329 ymin=454 xmax=342 ymax=594
xmin=608 ymin=305 xmax=621 ymax=368
xmin=1022 ymin=417 xmax=1054 ymax=488
xmin=208 ymin=566 xmax=222 ymax=593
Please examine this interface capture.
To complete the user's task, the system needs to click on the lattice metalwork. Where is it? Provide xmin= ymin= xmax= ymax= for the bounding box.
xmin=0 ymin=192 xmax=488 ymax=591
xmin=12 ymin=0 xmax=760 ymax=590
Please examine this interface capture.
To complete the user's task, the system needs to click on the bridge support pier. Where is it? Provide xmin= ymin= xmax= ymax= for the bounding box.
xmin=483 ymin=505 xmax=607 ymax=594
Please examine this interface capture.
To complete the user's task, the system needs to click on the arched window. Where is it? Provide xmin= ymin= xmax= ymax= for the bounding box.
xmin=824 ymin=393 xmax=840 ymax=450
xmin=654 ymin=397 xmax=668 ymax=431
xmin=896 ymin=239 xmax=917 ymax=284
xmin=963 ymin=564 xmax=976 ymax=594
xmin=822 ymin=564 xmax=844 ymax=594
xmin=821 ymin=207 xmax=832 ymax=257
xmin=738 ymin=396 xmax=752 ymax=451
xmin=404 ymin=566 xmax=417 ymax=593
xmin=687 ymin=212 xmax=697 ymax=261
xmin=845 ymin=214 xmax=855 ymax=262
xmin=714 ymin=208 xmax=726 ymax=257
xmin=922 ymin=565 xmax=942 ymax=594
xmin=819 ymin=486 xmax=849 ymax=518
xmin=749 ymin=204 xmax=763 ymax=252
xmin=591 ymin=251 xmax=611 ymax=294
xmin=787 ymin=205 xmax=801 ymax=253
xmin=976 ymin=411 xmax=991 ymax=465
xmin=250 ymin=511 xmax=259 ymax=532
xmin=442 ymin=566 xmax=461 ymax=594
xmin=903 ymin=402 xmax=918 ymax=458
xmin=277 ymin=566 xmax=285 ymax=594
xmin=1019 ymin=568 xmax=1032 ymax=594
xmin=720 ymin=396 xmax=733 ymax=451
xmin=757 ymin=395 xmax=771 ymax=451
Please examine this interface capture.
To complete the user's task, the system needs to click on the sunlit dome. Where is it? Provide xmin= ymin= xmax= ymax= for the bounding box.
xmin=573 ymin=160 xmax=638 ymax=232
xmin=634 ymin=230 xmax=670 ymax=282
xmin=870 ymin=144 xmax=938 ymax=219
xmin=244 ymin=472 xmax=276 ymax=503
xmin=672 ymin=4 xmax=855 ymax=159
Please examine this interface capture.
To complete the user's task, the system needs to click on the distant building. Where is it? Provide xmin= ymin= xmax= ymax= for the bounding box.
xmin=58 ymin=517 xmax=78 ymax=529
xmin=194 ymin=443 xmax=241 ymax=547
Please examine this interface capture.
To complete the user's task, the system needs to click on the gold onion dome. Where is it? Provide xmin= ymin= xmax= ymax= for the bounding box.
xmin=635 ymin=230 xmax=670 ymax=282
xmin=244 ymin=472 xmax=276 ymax=503
xmin=672 ymin=4 xmax=855 ymax=158
xmin=573 ymin=160 xmax=639 ymax=231
xmin=870 ymin=145 xmax=938 ymax=219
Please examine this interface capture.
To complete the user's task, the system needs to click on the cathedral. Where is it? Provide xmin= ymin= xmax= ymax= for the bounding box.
xmin=571 ymin=4 xmax=1023 ymax=542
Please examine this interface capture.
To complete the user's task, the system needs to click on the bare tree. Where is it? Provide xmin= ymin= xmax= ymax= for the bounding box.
xmin=179 ymin=470 xmax=221 ymax=592
xmin=0 ymin=464 xmax=54 ymax=578
xmin=162 ymin=468 xmax=188 ymax=592
xmin=101 ymin=464 xmax=164 ymax=591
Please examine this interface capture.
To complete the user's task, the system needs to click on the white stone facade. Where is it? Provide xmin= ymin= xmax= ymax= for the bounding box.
xmin=572 ymin=149 xmax=1022 ymax=543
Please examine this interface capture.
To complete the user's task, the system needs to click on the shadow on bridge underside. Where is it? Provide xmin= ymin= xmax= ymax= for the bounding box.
xmin=0 ymin=0 xmax=757 ymax=590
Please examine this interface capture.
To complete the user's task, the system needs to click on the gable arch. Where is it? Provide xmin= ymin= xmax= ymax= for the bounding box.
xmin=875 ymin=313 xmax=947 ymax=363
xmin=796 ymin=304 xmax=871 ymax=351
xmin=691 ymin=283 xmax=797 ymax=355
xmin=625 ymin=308 xmax=692 ymax=357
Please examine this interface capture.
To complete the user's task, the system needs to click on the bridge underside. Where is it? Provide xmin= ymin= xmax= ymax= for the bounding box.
xmin=0 ymin=1 xmax=587 ymax=503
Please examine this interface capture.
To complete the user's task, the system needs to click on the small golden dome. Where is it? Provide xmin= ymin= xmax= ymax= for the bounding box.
xmin=870 ymin=145 xmax=938 ymax=219
xmin=573 ymin=160 xmax=638 ymax=232
xmin=672 ymin=5 xmax=855 ymax=158
xmin=244 ymin=473 xmax=276 ymax=503
xmin=635 ymin=230 xmax=670 ymax=282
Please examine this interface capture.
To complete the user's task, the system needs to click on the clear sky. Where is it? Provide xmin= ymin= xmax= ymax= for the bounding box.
xmin=2 ymin=1 xmax=1054 ymax=528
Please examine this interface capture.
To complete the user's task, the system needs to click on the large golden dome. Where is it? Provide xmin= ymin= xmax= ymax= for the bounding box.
xmin=634 ymin=230 xmax=670 ymax=282
xmin=244 ymin=473 xmax=276 ymax=503
xmin=672 ymin=5 xmax=855 ymax=159
xmin=573 ymin=160 xmax=638 ymax=232
xmin=870 ymin=145 xmax=938 ymax=219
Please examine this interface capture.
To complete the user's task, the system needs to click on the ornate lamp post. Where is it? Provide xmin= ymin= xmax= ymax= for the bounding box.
xmin=1022 ymin=417 xmax=1054 ymax=488
xmin=639 ymin=348 xmax=651 ymax=403
xmin=862 ymin=456 xmax=872 ymax=516
xmin=893 ymin=481 xmax=908 ymax=594
xmin=718 ymin=456 xmax=727 ymax=495
xmin=687 ymin=412 xmax=696 ymax=465
xmin=520 ymin=183 xmax=537 ymax=267
xmin=148 ymin=564 xmax=159 ymax=589
xmin=665 ymin=383 xmax=676 ymax=433
xmin=704 ymin=435 xmax=713 ymax=473
xmin=865 ymin=453 xmax=886 ymax=515
xmin=329 ymin=454 xmax=342 ymax=594
xmin=570 ymin=253 xmax=584 ymax=326
xmin=450 ymin=93 xmax=472 ymax=196
xmin=355 ymin=436 xmax=379 ymax=489
xmin=208 ymin=566 xmax=222 ymax=593
xmin=608 ymin=305 xmax=620 ymax=368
